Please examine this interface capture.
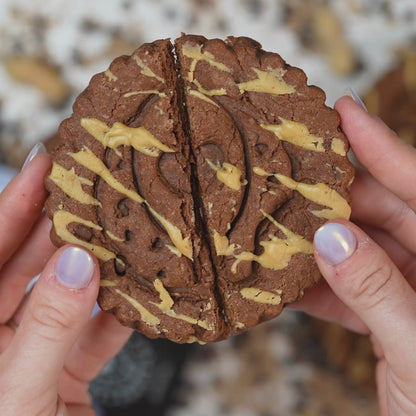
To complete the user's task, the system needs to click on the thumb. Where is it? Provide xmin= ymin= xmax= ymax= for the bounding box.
xmin=6 ymin=245 xmax=99 ymax=405
xmin=313 ymin=221 xmax=416 ymax=364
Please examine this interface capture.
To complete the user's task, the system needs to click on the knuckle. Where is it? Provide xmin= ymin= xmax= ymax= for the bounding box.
xmin=401 ymin=256 xmax=416 ymax=280
xmin=29 ymin=301 xmax=72 ymax=340
xmin=383 ymin=202 xmax=410 ymax=233
xmin=347 ymin=260 xmax=394 ymax=310
xmin=405 ymin=192 xmax=416 ymax=210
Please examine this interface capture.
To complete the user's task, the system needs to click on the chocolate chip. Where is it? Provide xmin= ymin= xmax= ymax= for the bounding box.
xmin=151 ymin=237 xmax=163 ymax=250
xmin=125 ymin=229 xmax=133 ymax=241
xmin=114 ymin=257 xmax=127 ymax=276
xmin=255 ymin=143 xmax=268 ymax=155
xmin=72 ymin=223 xmax=93 ymax=242
xmin=116 ymin=198 xmax=130 ymax=217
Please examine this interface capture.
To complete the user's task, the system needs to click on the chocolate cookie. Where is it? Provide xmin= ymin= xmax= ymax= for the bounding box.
xmin=45 ymin=35 xmax=354 ymax=344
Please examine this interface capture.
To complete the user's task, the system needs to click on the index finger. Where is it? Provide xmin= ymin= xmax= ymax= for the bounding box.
xmin=336 ymin=96 xmax=416 ymax=211
xmin=0 ymin=152 xmax=51 ymax=268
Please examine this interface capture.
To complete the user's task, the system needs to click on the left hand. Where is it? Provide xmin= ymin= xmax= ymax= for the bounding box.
xmin=0 ymin=151 xmax=132 ymax=416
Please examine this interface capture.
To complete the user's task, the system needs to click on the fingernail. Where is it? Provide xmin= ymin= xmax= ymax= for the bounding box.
xmin=314 ymin=223 xmax=357 ymax=265
xmin=21 ymin=142 xmax=47 ymax=171
xmin=56 ymin=247 xmax=94 ymax=289
xmin=344 ymin=87 xmax=368 ymax=112
xmin=91 ymin=302 xmax=101 ymax=318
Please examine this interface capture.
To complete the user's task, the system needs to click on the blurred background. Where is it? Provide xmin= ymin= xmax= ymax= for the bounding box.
xmin=1 ymin=0 xmax=415 ymax=415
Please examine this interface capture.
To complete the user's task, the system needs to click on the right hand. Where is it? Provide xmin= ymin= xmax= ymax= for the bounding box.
xmin=294 ymin=96 xmax=416 ymax=415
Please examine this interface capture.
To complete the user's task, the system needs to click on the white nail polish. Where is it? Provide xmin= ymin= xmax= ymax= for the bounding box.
xmin=91 ymin=302 xmax=101 ymax=318
xmin=56 ymin=246 xmax=94 ymax=289
xmin=345 ymin=87 xmax=368 ymax=112
xmin=314 ymin=223 xmax=357 ymax=265
xmin=21 ymin=142 xmax=47 ymax=171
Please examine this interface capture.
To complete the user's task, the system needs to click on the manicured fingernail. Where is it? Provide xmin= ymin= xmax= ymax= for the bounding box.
xmin=314 ymin=223 xmax=357 ymax=265
xmin=21 ymin=142 xmax=47 ymax=171
xmin=56 ymin=247 xmax=94 ymax=289
xmin=345 ymin=87 xmax=368 ymax=112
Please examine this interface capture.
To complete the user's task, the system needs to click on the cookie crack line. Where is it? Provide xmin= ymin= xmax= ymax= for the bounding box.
xmin=46 ymin=35 xmax=354 ymax=343
xmin=169 ymin=51 xmax=205 ymax=287
xmin=172 ymin=40 xmax=228 ymax=329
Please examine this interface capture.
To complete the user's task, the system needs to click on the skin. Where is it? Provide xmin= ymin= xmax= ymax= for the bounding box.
xmin=0 ymin=153 xmax=132 ymax=416
xmin=295 ymin=96 xmax=416 ymax=415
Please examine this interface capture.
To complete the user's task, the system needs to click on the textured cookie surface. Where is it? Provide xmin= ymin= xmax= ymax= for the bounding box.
xmin=45 ymin=35 xmax=354 ymax=344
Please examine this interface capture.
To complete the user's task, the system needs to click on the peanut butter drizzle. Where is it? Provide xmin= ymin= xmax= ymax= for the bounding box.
xmin=100 ymin=278 xmax=212 ymax=333
xmin=188 ymin=89 xmax=219 ymax=107
xmin=49 ymin=162 xmax=101 ymax=206
xmin=115 ymin=289 xmax=161 ymax=327
xmin=53 ymin=210 xmax=117 ymax=261
xmin=213 ymin=231 xmax=237 ymax=256
xmin=69 ymin=148 xmax=192 ymax=259
xmin=81 ymin=118 xmax=174 ymax=157
xmin=231 ymin=210 xmax=313 ymax=273
xmin=261 ymin=118 xmax=325 ymax=152
xmin=182 ymin=42 xmax=231 ymax=74
xmin=165 ymin=244 xmax=183 ymax=257
xmin=132 ymin=55 xmax=165 ymax=83
xmin=182 ymin=42 xmax=230 ymax=98
xmin=71 ymin=148 xmax=145 ymax=204
xmin=254 ymin=167 xmax=351 ymax=220
xmin=153 ymin=278 xmax=174 ymax=310
xmin=48 ymin=149 xmax=192 ymax=261
xmin=100 ymin=280 xmax=117 ymax=287
xmin=146 ymin=207 xmax=192 ymax=259
xmin=186 ymin=336 xmax=206 ymax=345
xmin=102 ymin=281 xmax=163 ymax=329
xmin=192 ymin=79 xmax=227 ymax=97
xmin=330 ymin=138 xmax=347 ymax=156
xmin=240 ymin=287 xmax=282 ymax=305
xmin=262 ymin=118 xmax=346 ymax=156
xmin=152 ymin=279 xmax=213 ymax=330
xmin=123 ymin=90 xmax=167 ymax=98
xmin=206 ymin=159 xmax=246 ymax=191
xmin=237 ymin=68 xmax=296 ymax=95
xmin=104 ymin=69 xmax=118 ymax=82
xmin=75 ymin=119 xmax=191 ymax=258
xmin=106 ymin=230 xmax=124 ymax=242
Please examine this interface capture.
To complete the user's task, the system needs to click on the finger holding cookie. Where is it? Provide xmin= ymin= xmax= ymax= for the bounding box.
xmin=0 ymin=146 xmax=56 ymax=324
xmin=337 ymin=95 xmax=416 ymax=214
xmin=313 ymin=96 xmax=416 ymax=416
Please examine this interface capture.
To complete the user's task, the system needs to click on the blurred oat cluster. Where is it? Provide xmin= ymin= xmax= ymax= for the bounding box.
xmin=0 ymin=1 xmax=415 ymax=415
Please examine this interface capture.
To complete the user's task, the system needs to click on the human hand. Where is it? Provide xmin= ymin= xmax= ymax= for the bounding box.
xmin=294 ymin=95 xmax=416 ymax=415
xmin=0 ymin=149 xmax=132 ymax=416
